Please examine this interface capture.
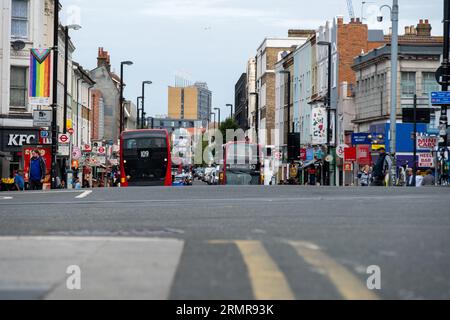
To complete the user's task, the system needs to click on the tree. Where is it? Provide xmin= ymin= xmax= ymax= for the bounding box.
xmin=219 ymin=118 xmax=239 ymax=143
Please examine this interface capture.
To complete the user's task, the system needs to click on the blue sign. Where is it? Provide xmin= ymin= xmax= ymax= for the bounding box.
xmin=306 ymin=148 xmax=314 ymax=161
xmin=431 ymin=92 xmax=450 ymax=105
xmin=40 ymin=130 xmax=49 ymax=138
xmin=352 ymin=133 xmax=371 ymax=145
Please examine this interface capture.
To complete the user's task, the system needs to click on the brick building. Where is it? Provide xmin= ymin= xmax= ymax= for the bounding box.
xmin=90 ymin=89 xmax=104 ymax=141
xmin=255 ymin=31 xmax=311 ymax=146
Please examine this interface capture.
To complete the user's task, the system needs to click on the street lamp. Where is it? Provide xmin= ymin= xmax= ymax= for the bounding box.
xmin=249 ymin=92 xmax=259 ymax=144
xmin=210 ymin=112 xmax=216 ymax=131
xmin=141 ymin=80 xmax=152 ymax=129
xmin=136 ymin=96 xmax=142 ymax=129
xmin=378 ymin=0 xmax=399 ymax=185
xmin=226 ymin=104 xmax=234 ymax=119
xmin=119 ymin=61 xmax=133 ymax=134
xmin=63 ymin=24 xmax=81 ymax=134
xmin=51 ymin=0 xmax=60 ymax=189
xmin=317 ymin=41 xmax=333 ymax=186
xmin=214 ymin=107 xmax=221 ymax=126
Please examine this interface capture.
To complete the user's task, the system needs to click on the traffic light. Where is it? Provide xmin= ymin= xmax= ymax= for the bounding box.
xmin=288 ymin=133 xmax=300 ymax=161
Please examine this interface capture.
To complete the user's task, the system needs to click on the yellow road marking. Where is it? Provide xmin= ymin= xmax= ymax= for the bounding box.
xmin=288 ymin=241 xmax=379 ymax=300
xmin=209 ymin=240 xmax=295 ymax=300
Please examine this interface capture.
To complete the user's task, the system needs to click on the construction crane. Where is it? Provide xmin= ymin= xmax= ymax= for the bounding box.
xmin=346 ymin=0 xmax=355 ymax=19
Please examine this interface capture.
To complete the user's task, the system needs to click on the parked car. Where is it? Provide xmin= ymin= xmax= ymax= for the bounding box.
xmin=172 ymin=173 xmax=192 ymax=187
xmin=203 ymin=167 xmax=214 ymax=183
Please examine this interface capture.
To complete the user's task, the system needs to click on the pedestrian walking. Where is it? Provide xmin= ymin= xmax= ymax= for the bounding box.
xmin=415 ymin=170 xmax=424 ymax=187
xmin=28 ymin=150 xmax=46 ymax=190
xmin=14 ymin=170 xmax=25 ymax=191
xmin=74 ymin=178 xmax=82 ymax=190
xmin=358 ymin=165 xmax=371 ymax=186
xmin=406 ymin=168 xmax=414 ymax=186
xmin=371 ymin=148 xmax=390 ymax=186
xmin=397 ymin=164 xmax=407 ymax=186
xmin=422 ymin=169 xmax=435 ymax=187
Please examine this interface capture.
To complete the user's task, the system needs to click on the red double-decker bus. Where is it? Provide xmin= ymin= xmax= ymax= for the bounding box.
xmin=219 ymin=141 xmax=262 ymax=185
xmin=120 ymin=129 xmax=172 ymax=187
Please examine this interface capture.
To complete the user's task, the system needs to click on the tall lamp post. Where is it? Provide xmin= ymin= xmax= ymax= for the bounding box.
xmin=210 ymin=112 xmax=216 ymax=131
xmin=226 ymin=104 xmax=234 ymax=120
xmin=317 ymin=41 xmax=333 ymax=186
xmin=63 ymin=24 xmax=81 ymax=134
xmin=439 ymin=0 xmax=450 ymax=184
xmin=142 ymin=81 xmax=152 ymax=129
xmin=250 ymin=92 xmax=259 ymax=144
xmin=379 ymin=0 xmax=399 ymax=185
xmin=51 ymin=0 xmax=60 ymax=189
xmin=136 ymin=96 xmax=142 ymax=129
xmin=119 ymin=61 xmax=133 ymax=134
xmin=214 ymin=108 xmax=221 ymax=126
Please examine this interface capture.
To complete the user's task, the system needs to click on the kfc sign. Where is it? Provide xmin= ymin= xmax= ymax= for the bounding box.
xmin=0 ymin=128 xmax=39 ymax=152
xmin=8 ymin=134 xmax=36 ymax=147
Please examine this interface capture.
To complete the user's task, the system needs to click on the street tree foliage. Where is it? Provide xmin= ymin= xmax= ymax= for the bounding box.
xmin=219 ymin=118 xmax=239 ymax=143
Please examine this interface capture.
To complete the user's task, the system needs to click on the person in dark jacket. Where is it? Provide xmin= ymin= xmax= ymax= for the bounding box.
xmin=371 ymin=147 xmax=387 ymax=186
xmin=29 ymin=150 xmax=46 ymax=190
xmin=422 ymin=169 xmax=435 ymax=187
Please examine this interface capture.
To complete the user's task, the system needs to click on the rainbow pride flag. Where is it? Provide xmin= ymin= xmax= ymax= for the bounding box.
xmin=29 ymin=48 xmax=51 ymax=105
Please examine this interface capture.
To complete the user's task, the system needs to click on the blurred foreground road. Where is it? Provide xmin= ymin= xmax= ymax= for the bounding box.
xmin=0 ymin=186 xmax=449 ymax=300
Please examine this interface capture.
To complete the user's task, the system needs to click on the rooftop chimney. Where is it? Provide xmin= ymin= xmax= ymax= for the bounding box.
xmin=288 ymin=29 xmax=315 ymax=38
xmin=97 ymin=47 xmax=111 ymax=72
xmin=416 ymin=19 xmax=432 ymax=37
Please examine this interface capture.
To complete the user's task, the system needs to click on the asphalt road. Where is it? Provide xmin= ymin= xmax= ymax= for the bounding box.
xmin=0 ymin=186 xmax=449 ymax=300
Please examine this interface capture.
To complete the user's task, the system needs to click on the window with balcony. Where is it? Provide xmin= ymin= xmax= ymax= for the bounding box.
xmin=11 ymin=0 xmax=29 ymax=39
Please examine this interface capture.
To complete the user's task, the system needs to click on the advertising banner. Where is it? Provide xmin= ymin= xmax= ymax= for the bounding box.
xmin=29 ymin=48 xmax=52 ymax=106
xmin=22 ymin=145 xmax=52 ymax=187
xmin=416 ymin=136 xmax=438 ymax=151
xmin=418 ymin=153 xmax=434 ymax=168
xmin=357 ymin=145 xmax=372 ymax=165
xmin=311 ymin=107 xmax=327 ymax=145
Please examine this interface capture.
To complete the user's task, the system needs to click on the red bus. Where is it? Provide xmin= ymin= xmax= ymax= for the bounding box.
xmin=219 ymin=141 xmax=262 ymax=185
xmin=120 ymin=129 xmax=172 ymax=187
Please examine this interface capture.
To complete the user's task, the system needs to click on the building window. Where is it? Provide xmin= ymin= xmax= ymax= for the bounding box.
xmin=10 ymin=66 xmax=28 ymax=107
xmin=401 ymin=72 xmax=416 ymax=97
xmin=422 ymin=72 xmax=439 ymax=95
xmin=11 ymin=0 xmax=29 ymax=39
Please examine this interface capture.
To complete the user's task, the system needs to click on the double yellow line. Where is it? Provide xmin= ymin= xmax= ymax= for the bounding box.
xmin=209 ymin=240 xmax=379 ymax=300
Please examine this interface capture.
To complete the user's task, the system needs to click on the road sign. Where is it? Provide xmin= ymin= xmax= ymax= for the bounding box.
xmin=58 ymin=145 xmax=70 ymax=156
xmin=97 ymin=146 xmax=106 ymax=155
xmin=72 ymin=146 xmax=82 ymax=160
xmin=336 ymin=144 xmax=348 ymax=159
xmin=33 ymin=110 xmax=52 ymax=127
xmin=84 ymin=144 xmax=92 ymax=152
xmin=431 ymin=92 xmax=450 ymax=105
xmin=434 ymin=66 xmax=450 ymax=86
xmin=58 ymin=134 xmax=70 ymax=144
xmin=68 ymin=128 xmax=74 ymax=135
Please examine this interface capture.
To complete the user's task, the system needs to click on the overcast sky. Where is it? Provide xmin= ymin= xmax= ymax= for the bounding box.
xmin=62 ymin=0 xmax=442 ymax=118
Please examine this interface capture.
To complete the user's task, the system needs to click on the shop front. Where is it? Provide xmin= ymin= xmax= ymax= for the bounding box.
xmin=0 ymin=127 xmax=39 ymax=178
